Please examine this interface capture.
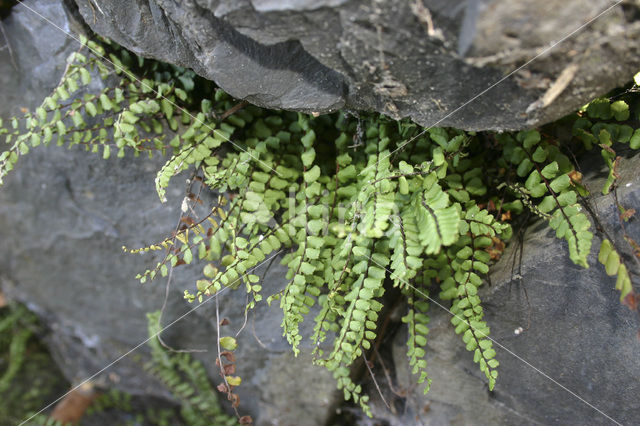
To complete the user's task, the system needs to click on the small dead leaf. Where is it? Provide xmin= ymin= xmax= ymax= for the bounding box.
xmin=50 ymin=383 xmax=97 ymax=424
xmin=223 ymin=363 xmax=236 ymax=375
xmin=180 ymin=216 xmax=196 ymax=226
xmin=240 ymin=415 xmax=253 ymax=425
xmin=487 ymin=237 xmax=506 ymax=261
xmin=220 ymin=351 xmax=236 ymax=363
xmin=624 ymin=236 xmax=640 ymax=258
xmin=219 ymin=318 xmax=230 ymax=326
xmin=599 ymin=144 xmax=616 ymax=155
xmin=620 ymin=208 xmax=636 ymax=221
xmin=613 ymin=156 xmax=622 ymax=180
xmin=568 ymin=170 xmax=583 ymax=184
xmin=217 ymin=383 xmax=228 ymax=393
xmin=623 ymin=292 xmax=638 ymax=311
xmin=230 ymin=392 xmax=240 ymax=408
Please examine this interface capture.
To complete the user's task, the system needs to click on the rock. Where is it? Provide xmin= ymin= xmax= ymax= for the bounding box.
xmin=357 ymin=154 xmax=640 ymax=425
xmin=70 ymin=0 xmax=640 ymax=131
xmin=0 ymin=0 xmax=84 ymax=116
xmin=3 ymin=1 xmax=640 ymax=425
xmin=0 ymin=2 xmax=337 ymax=424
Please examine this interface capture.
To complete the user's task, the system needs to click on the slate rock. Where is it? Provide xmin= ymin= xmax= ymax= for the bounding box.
xmin=3 ymin=2 xmax=640 ymax=425
xmin=0 ymin=2 xmax=337 ymax=424
xmin=0 ymin=0 xmax=83 ymax=116
xmin=72 ymin=0 xmax=640 ymax=131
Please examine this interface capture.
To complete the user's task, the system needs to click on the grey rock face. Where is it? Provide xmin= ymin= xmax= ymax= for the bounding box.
xmin=0 ymin=0 xmax=82 ymax=116
xmin=72 ymin=0 xmax=640 ymax=131
xmin=0 ymin=2 xmax=336 ymax=425
xmin=3 ymin=1 xmax=640 ymax=425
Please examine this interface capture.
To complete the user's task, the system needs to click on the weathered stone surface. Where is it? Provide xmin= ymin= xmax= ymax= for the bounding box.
xmin=0 ymin=2 xmax=336 ymax=424
xmin=0 ymin=0 xmax=82 ymax=116
xmin=357 ymin=155 xmax=640 ymax=425
xmin=3 ymin=1 xmax=640 ymax=425
xmin=70 ymin=0 xmax=640 ymax=131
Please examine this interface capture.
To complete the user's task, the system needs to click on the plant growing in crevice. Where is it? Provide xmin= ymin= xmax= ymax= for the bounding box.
xmin=0 ymin=302 xmax=76 ymax=425
xmin=566 ymin=88 xmax=640 ymax=310
xmin=145 ymin=310 xmax=238 ymax=426
xmin=1 ymin=35 xmax=639 ymax=419
xmin=21 ymin=308 xmax=235 ymax=425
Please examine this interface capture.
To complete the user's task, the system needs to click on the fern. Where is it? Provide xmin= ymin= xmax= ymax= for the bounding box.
xmin=400 ymin=268 xmax=431 ymax=393
xmin=2 ymin=36 xmax=640 ymax=418
xmin=566 ymin=88 xmax=640 ymax=306
xmin=499 ymin=130 xmax=593 ymax=267
xmin=145 ymin=311 xmax=236 ymax=426
xmin=598 ymin=239 xmax=634 ymax=303
xmin=572 ymin=96 xmax=640 ymax=192
xmin=415 ymin=173 xmax=460 ymax=253
xmin=440 ymin=206 xmax=508 ymax=389
xmin=0 ymin=306 xmax=32 ymax=395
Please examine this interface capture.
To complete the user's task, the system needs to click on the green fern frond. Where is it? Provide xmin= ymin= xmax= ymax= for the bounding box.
xmin=501 ymin=130 xmax=593 ymax=267
xmin=6 ymin=37 xmax=640 ymax=421
xmin=415 ymin=173 xmax=460 ymax=254
xmin=401 ymin=274 xmax=431 ymax=393
xmin=598 ymin=239 xmax=634 ymax=302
